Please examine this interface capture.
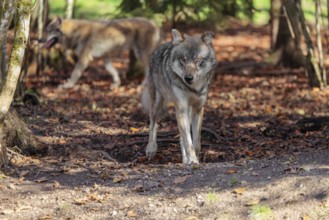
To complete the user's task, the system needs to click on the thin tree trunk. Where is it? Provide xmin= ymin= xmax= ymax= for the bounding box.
xmin=296 ymin=0 xmax=324 ymax=88
xmin=271 ymin=0 xmax=282 ymax=50
xmin=0 ymin=0 xmax=32 ymax=167
xmin=65 ymin=0 xmax=75 ymax=19
xmin=271 ymin=0 xmax=305 ymax=68
xmin=36 ymin=0 xmax=44 ymax=77
xmin=0 ymin=0 xmax=17 ymax=83
xmin=315 ymin=0 xmax=326 ymax=86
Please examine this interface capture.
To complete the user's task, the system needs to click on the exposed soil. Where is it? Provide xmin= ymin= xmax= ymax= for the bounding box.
xmin=1 ymin=24 xmax=329 ymax=220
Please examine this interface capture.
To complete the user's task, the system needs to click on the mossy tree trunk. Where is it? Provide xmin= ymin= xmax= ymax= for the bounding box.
xmin=0 ymin=0 xmax=17 ymax=83
xmin=0 ymin=0 xmax=40 ymax=169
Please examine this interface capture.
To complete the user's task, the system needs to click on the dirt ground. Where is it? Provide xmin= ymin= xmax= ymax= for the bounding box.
xmin=1 ymin=24 xmax=329 ymax=220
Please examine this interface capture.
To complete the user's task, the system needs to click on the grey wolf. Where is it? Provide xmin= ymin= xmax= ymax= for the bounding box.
xmin=44 ymin=17 xmax=162 ymax=89
xmin=142 ymin=29 xmax=217 ymax=164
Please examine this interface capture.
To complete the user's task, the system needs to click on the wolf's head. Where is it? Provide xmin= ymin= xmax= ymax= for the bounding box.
xmin=44 ymin=17 xmax=63 ymax=49
xmin=170 ymin=29 xmax=217 ymax=86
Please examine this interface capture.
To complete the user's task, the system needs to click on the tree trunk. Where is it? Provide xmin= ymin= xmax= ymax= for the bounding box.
xmin=0 ymin=0 xmax=38 ymax=168
xmin=36 ymin=0 xmax=44 ymax=77
xmin=296 ymin=0 xmax=325 ymax=88
xmin=272 ymin=0 xmax=305 ymax=68
xmin=270 ymin=0 xmax=281 ymax=50
xmin=314 ymin=0 xmax=326 ymax=86
xmin=0 ymin=0 xmax=17 ymax=83
xmin=65 ymin=0 xmax=75 ymax=19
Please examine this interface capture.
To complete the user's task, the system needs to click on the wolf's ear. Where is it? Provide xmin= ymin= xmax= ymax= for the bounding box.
xmin=202 ymin=31 xmax=215 ymax=45
xmin=56 ymin=16 xmax=62 ymax=25
xmin=172 ymin=29 xmax=184 ymax=44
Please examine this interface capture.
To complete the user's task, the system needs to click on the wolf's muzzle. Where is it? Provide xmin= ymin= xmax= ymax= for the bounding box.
xmin=184 ymin=75 xmax=194 ymax=84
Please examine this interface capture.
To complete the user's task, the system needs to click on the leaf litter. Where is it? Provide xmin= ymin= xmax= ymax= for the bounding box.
xmin=1 ymin=24 xmax=329 ymax=219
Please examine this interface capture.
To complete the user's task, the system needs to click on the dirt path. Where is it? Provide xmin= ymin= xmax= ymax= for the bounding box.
xmin=1 ymin=150 xmax=328 ymax=219
xmin=1 ymin=26 xmax=329 ymax=219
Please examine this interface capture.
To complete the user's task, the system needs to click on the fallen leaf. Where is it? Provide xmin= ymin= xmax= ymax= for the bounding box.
xmin=245 ymin=198 xmax=260 ymax=206
xmin=8 ymin=183 xmax=16 ymax=190
xmin=185 ymin=216 xmax=199 ymax=220
xmin=233 ymin=187 xmax=246 ymax=195
xmin=53 ymin=181 xmax=61 ymax=188
xmin=88 ymin=192 xmax=104 ymax=203
xmin=127 ymin=209 xmax=137 ymax=217
xmin=74 ymin=198 xmax=87 ymax=205
xmin=130 ymin=127 xmax=139 ymax=132
xmin=112 ymin=176 xmax=124 ymax=183
xmin=0 ymin=209 xmax=14 ymax=215
xmin=137 ymin=156 xmax=148 ymax=163
xmin=300 ymin=165 xmax=312 ymax=172
xmin=132 ymin=184 xmax=144 ymax=192
xmin=225 ymin=169 xmax=237 ymax=174
xmin=38 ymin=214 xmax=52 ymax=220
xmin=35 ymin=177 xmax=48 ymax=183
xmin=174 ymin=176 xmax=188 ymax=184
xmin=19 ymin=170 xmax=29 ymax=177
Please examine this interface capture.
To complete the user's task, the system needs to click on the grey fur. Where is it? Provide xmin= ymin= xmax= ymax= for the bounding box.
xmin=142 ymin=29 xmax=217 ymax=164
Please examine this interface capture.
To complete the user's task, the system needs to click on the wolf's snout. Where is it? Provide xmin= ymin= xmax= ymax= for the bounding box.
xmin=184 ymin=75 xmax=194 ymax=84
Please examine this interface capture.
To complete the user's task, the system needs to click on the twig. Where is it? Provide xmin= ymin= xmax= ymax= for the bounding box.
xmin=7 ymin=147 xmax=24 ymax=158
xmin=129 ymin=131 xmax=178 ymax=138
xmin=119 ymin=137 xmax=215 ymax=148
xmin=97 ymin=150 xmax=118 ymax=163
xmin=201 ymin=127 xmax=221 ymax=141
xmin=120 ymin=138 xmax=179 ymax=147
xmin=217 ymin=61 xmax=270 ymax=72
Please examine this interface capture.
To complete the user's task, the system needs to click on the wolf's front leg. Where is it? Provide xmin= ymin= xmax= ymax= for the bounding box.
xmin=176 ymin=104 xmax=198 ymax=164
xmin=146 ymin=91 xmax=163 ymax=161
xmin=59 ymin=51 xmax=90 ymax=89
xmin=192 ymin=107 xmax=204 ymax=157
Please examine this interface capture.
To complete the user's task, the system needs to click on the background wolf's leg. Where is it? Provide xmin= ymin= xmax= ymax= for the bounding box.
xmin=146 ymin=91 xmax=163 ymax=160
xmin=133 ymin=47 xmax=150 ymax=86
xmin=59 ymin=50 xmax=90 ymax=89
xmin=192 ymin=107 xmax=204 ymax=157
xmin=175 ymin=104 xmax=198 ymax=164
xmin=104 ymin=58 xmax=120 ymax=89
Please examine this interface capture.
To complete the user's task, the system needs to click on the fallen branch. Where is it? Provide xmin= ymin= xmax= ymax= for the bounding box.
xmin=129 ymin=131 xmax=178 ymax=138
xmin=120 ymin=138 xmax=179 ymax=147
xmin=201 ymin=127 xmax=221 ymax=141
xmin=97 ymin=150 xmax=118 ymax=163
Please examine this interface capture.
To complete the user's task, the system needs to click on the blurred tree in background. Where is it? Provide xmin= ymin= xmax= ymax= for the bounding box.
xmin=117 ymin=0 xmax=257 ymax=29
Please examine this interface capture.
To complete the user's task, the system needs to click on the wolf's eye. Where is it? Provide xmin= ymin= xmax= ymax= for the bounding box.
xmin=197 ymin=58 xmax=205 ymax=67
xmin=180 ymin=57 xmax=186 ymax=64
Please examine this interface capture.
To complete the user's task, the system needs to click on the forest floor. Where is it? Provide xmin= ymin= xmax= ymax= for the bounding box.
xmin=1 ymin=23 xmax=329 ymax=220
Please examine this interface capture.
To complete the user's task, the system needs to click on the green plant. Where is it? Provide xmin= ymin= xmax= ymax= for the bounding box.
xmin=249 ymin=205 xmax=273 ymax=220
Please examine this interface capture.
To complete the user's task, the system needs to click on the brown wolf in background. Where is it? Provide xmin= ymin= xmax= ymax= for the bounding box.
xmin=44 ymin=17 xmax=162 ymax=89
xmin=142 ymin=29 xmax=217 ymax=164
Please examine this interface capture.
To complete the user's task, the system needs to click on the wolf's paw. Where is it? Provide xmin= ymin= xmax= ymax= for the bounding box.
xmin=110 ymin=82 xmax=121 ymax=90
xmin=58 ymin=82 xmax=75 ymax=89
xmin=146 ymin=143 xmax=157 ymax=161
xmin=183 ymin=156 xmax=199 ymax=165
